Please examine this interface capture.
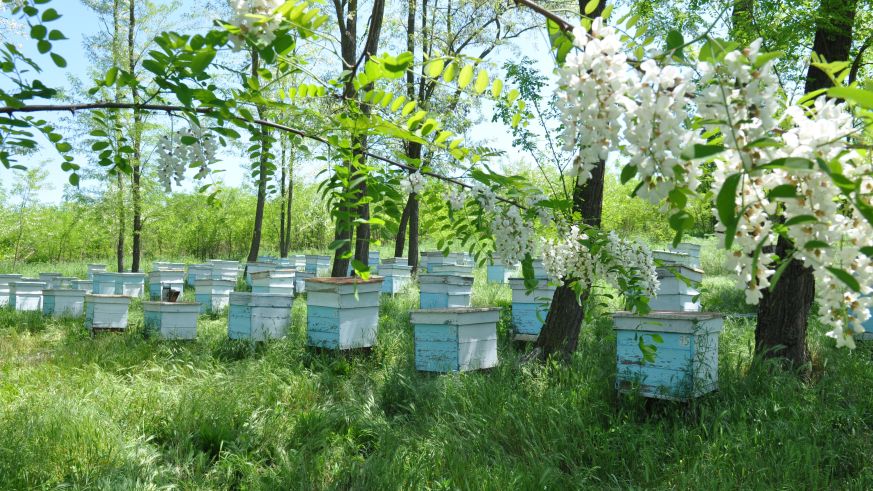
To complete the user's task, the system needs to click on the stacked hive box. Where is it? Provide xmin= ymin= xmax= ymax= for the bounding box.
xmin=613 ymin=312 xmax=723 ymax=401
xmin=305 ymin=255 xmax=331 ymax=276
xmin=85 ymin=294 xmax=132 ymax=331
xmin=186 ymin=264 xmax=213 ymax=287
xmin=72 ymin=280 xmax=92 ymax=293
xmin=251 ymin=269 xmax=295 ymax=296
xmin=39 ymin=273 xmax=63 ymax=288
xmin=0 ymin=274 xmax=22 ymax=307
xmin=194 ymin=278 xmax=235 ymax=313
xmin=87 ymin=264 xmax=107 ymax=281
xmin=380 ymin=258 xmax=412 ymax=295
xmin=143 ymin=302 xmax=201 ymax=340
xmin=115 ymin=273 xmax=146 ymax=297
xmin=509 ymin=278 xmax=556 ymax=341
xmin=43 ymin=289 xmax=86 ymax=317
xmin=228 ymin=292 xmax=293 ymax=341
xmin=209 ymin=260 xmax=240 ymax=282
xmin=245 ymin=262 xmax=276 ymax=286
xmin=92 ymin=272 xmax=118 ymax=295
xmin=306 ymin=277 xmax=383 ymax=350
xmin=10 ymin=281 xmax=47 ymax=311
xmin=148 ymin=269 xmax=185 ymax=300
xmin=412 ymin=308 xmax=500 ymax=373
xmin=419 ymin=273 xmax=474 ymax=309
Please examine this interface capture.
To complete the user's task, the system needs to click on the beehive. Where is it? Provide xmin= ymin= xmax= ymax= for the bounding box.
xmin=380 ymin=263 xmax=413 ymax=295
xmin=306 ymin=277 xmax=383 ymax=350
xmin=419 ymin=273 xmax=474 ymax=309
xmin=92 ymin=272 xmax=118 ymax=295
xmin=194 ymin=278 xmax=235 ymax=313
xmin=245 ymin=261 xmax=276 ymax=286
xmin=10 ymin=281 xmax=46 ymax=311
xmin=38 ymin=272 xmax=63 ymax=288
xmin=42 ymin=289 xmax=86 ymax=317
xmin=650 ymin=266 xmax=703 ymax=312
xmin=186 ymin=263 xmax=213 ymax=286
xmin=613 ymin=311 xmax=723 ymax=401
xmin=251 ymin=269 xmax=295 ymax=296
xmin=72 ymin=279 xmax=93 ymax=294
xmin=227 ymin=292 xmax=293 ymax=341
xmin=411 ymin=307 xmax=500 ymax=372
xmin=508 ymin=278 xmax=556 ymax=340
xmin=0 ymin=274 xmax=23 ymax=307
xmin=86 ymin=264 xmax=107 ymax=281
xmin=148 ymin=269 xmax=185 ymax=300
xmin=85 ymin=294 xmax=132 ymax=331
xmin=115 ymin=273 xmax=146 ymax=297
xmin=143 ymin=301 xmax=201 ymax=340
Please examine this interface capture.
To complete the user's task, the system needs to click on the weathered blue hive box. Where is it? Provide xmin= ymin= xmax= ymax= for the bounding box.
xmin=57 ymin=277 xmax=77 ymax=289
xmin=143 ymin=301 xmax=201 ymax=340
xmin=421 ymin=251 xmax=457 ymax=272
xmin=447 ymin=252 xmax=474 ymax=266
xmin=153 ymin=261 xmax=186 ymax=271
xmin=380 ymin=263 xmax=412 ymax=295
xmin=305 ymin=255 xmax=331 ymax=276
xmin=530 ymin=258 xmax=549 ymax=279
xmin=43 ymin=289 xmax=86 ymax=317
xmin=486 ymin=257 xmax=508 ymax=284
xmin=419 ymin=273 xmax=474 ymax=309
xmin=85 ymin=294 xmax=132 ymax=331
xmin=87 ymin=264 xmax=107 ymax=281
xmin=306 ymin=276 xmax=383 ymax=350
xmin=208 ymin=260 xmax=240 ymax=282
xmin=346 ymin=250 xmax=382 ymax=275
xmin=670 ymin=243 xmax=701 ymax=269
xmin=194 ymin=278 xmax=236 ymax=313
xmin=72 ymin=279 xmax=93 ymax=293
xmin=650 ymin=265 xmax=702 ymax=312
xmin=412 ymin=307 xmax=500 ymax=372
xmin=431 ymin=263 xmax=474 ymax=276
xmin=508 ymin=277 xmax=556 ymax=340
xmin=92 ymin=272 xmax=118 ymax=295
xmin=115 ymin=273 xmax=146 ymax=297
xmin=257 ymin=255 xmax=278 ymax=263
xmin=294 ymin=270 xmax=315 ymax=294
xmin=0 ymin=274 xmax=22 ymax=307
xmin=382 ymin=257 xmax=408 ymax=266
xmin=245 ymin=261 xmax=277 ymax=286
xmin=39 ymin=273 xmax=63 ymax=289
xmin=148 ymin=269 xmax=185 ymax=300
xmin=614 ymin=311 xmax=723 ymax=401
xmin=251 ymin=269 xmax=295 ymax=296
xmin=653 ymin=250 xmax=695 ymax=269
xmin=186 ymin=264 xmax=213 ymax=286
xmin=228 ymin=292 xmax=293 ymax=341
xmin=9 ymin=281 xmax=47 ymax=311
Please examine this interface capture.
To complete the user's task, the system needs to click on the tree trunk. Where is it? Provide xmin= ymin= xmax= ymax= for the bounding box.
xmin=246 ymin=50 xmax=268 ymax=264
xmin=283 ymin=161 xmax=293 ymax=255
xmin=755 ymin=0 xmax=857 ymax=366
xmin=395 ymin=197 xmax=411 ymax=258
xmin=407 ymin=192 xmax=420 ymax=272
xmin=533 ymin=0 xmax=606 ymax=361
xmin=279 ymin=141 xmax=287 ymax=257
xmin=113 ymin=0 xmax=125 ymax=272
xmin=129 ymin=0 xmax=143 ymax=273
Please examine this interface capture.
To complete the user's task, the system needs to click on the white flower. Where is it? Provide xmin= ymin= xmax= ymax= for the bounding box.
xmin=400 ymin=170 xmax=424 ymax=194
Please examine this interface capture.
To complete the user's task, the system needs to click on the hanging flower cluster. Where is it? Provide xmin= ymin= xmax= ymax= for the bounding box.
xmin=542 ymin=227 xmax=659 ymax=300
xmin=558 ymin=25 xmax=873 ymax=347
xmin=400 ymin=170 xmax=425 ymax=194
xmin=228 ymin=0 xmax=284 ymax=50
xmin=156 ymin=127 xmax=219 ymax=192
xmin=447 ymin=187 xmax=468 ymax=211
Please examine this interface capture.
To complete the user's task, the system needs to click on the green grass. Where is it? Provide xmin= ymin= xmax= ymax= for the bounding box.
xmin=2 ymin=258 xmax=873 ymax=488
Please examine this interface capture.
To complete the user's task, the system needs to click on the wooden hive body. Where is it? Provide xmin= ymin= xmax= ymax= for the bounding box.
xmin=194 ymin=279 xmax=236 ymax=313
xmin=43 ymin=289 xmax=86 ymax=317
xmin=419 ymin=274 xmax=473 ymax=309
xmin=85 ymin=294 xmax=132 ymax=330
xmin=306 ymin=277 xmax=383 ymax=350
xmin=508 ymin=278 xmax=556 ymax=338
xmin=411 ymin=308 xmax=500 ymax=372
xmin=148 ymin=269 xmax=185 ymax=300
xmin=143 ymin=302 xmax=201 ymax=340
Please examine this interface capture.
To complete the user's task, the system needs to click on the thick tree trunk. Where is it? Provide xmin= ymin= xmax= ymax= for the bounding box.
xmin=395 ymin=197 xmax=411 ymax=257
xmin=284 ymin=158 xmax=293 ymax=255
xmin=113 ymin=0 xmax=125 ymax=272
xmin=279 ymin=143 xmax=287 ymax=257
xmin=755 ymin=0 xmax=857 ymax=366
xmin=533 ymin=0 xmax=607 ymax=361
xmin=408 ymin=193 xmax=420 ymax=272
xmin=129 ymin=0 xmax=142 ymax=273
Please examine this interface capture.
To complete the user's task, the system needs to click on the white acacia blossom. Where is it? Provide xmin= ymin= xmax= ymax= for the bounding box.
xmin=156 ymin=127 xmax=219 ymax=192
xmin=558 ymin=25 xmax=872 ymax=348
xmin=400 ymin=170 xmax=424 ymax=194
xmin=228 ymin=0 xmax=284 ymax=50
xmin=542 ymin=227 xmax=659 ymax=299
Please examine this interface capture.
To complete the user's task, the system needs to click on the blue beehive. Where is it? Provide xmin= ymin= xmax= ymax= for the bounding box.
xmin=209 ymin=260 xmax=240 ymax=282
xmin=380 ymin=262 xmax=412 ymax=295
xmin=650 ymin=265 xmax=703 ymax=312
xmin=227 ymin=292 xmax=293 ymax=341
xmin=72 ymin=280 xmax=92 ymax=293
xmin=486 ymin=261 xmax=507 ymax=284
xmin=251 ymin=269 xmax=295 ymax=296
xmin=245 ymin=261 xmax=276 ymax=286
xmin=614 ymin=311 xmax=723 ymax=401
xmin=0 ymin=274 xmax=22 ymax=308
xmin=148 ymin=269 xmax=185 ymax=300
xmin=306 ymin=277 xmax=383 ymax=350
xmin=143 ymin=301 xmax=200 ymax=340
xmin=419 ymin=273 xmax=473 ymax=309
xmin=194 ymin=278 xmax=235 ymax=313
xmin=115 ymin=273 xmax=146 ymax=297
xmin=186 ymin=264 xmax=213 ymax=286
xmin=43 ymin=289 xmax=85 ymax=317
xmin=9 ymin=281 xmax=46 ymax=311
xmin=306 ymin=255 xmax=332 ymax=276
xmin=85 ymin=294 xmax=131 ymax=331
xmin=86 ymin=264 xmax=107 ymax=281
xmin=508 ymin=278 xmax=556 ymax=341
xmin=92 ymin=272 xmax=117 ymax=295
xmin=859 ymin=313 xmax=873 ymax=341
xmin=412 ymin=307 xmax=500 ymax=372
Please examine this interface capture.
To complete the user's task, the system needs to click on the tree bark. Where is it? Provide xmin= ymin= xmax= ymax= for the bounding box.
xmin=113 ymin=0 xmax=125 ymax=272
xmin=284 ymin=159 xmax=293 ymax=255
xmin=407 ymin=192 xmax=420 ymax=272
xmin=279 ymin=140 xmax=287 ymax=257
xmin=755 ymin=0 xmax=857 ymax=366
xmin=246 ymin=49 xmax=269 ymax=264
xmin=395 ymin=196 xmax=411 ymax=257
xmin=532 ymin=0 xmax=606 ymax=361
xmin=129 ymin=0 xmax=143 ymax=273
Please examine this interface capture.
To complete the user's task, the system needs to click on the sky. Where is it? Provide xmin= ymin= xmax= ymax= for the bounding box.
xmin=0 ymin=1 xmax=558 ymax=204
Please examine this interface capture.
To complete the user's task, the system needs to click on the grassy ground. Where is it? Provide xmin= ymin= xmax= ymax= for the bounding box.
xmin=2 ymin=263 xmax=873 ymax=489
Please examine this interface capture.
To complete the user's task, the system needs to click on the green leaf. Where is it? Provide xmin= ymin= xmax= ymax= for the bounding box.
xmin=104 ymin=67 xmax=119 ymax=86
xmin=584 ymin=0 xmax=599 ymax=15
xmin=30 ymin=24 xmax=47 ymax=39
xmin=827 ymin=86 xmax=873 ymax=110
xmin=620 ymin=164 xmax=637 ymax=184
xmin=442 ymin=61 xmax=457 ymax=83
xmin=68 ymin=173 xmax=79 ymax=186
xmin=474 ymin=70 xmax=489 ymax=94
xmin=458 ymin=64 xmax=474 ymax=89
xmin=50 ymin=53 xmax=66 ymax=67
xmin=41 ymin=8 xmax=60 ymax=21
xmin=682 ymin=143 xmax=725 ymax=160
xmin=426 ymin=58 xmax=445 ymax=78
xmin=491 ymin=78 xmax=503 ymax=98
xmin=767 ymin=184 xmax=798 ymax=199
xmin=826 ymin=266 xmax=861 ymax=292
xmin=716 ymin=174 xmax=741 ymax=248
xmin=803 ymin=240 xmax=830 ymax=250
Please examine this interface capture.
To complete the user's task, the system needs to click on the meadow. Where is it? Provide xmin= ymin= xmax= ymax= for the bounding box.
xmin=2 ymin=255 xmax=873 ymax=489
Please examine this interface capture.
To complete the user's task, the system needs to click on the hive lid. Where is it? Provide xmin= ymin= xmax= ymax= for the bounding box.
xmin=306 ymin=276 xmax=383 ymax=285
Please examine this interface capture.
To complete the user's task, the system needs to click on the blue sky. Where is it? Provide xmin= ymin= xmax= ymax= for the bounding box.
xmin=2 ymin=1 xmax=557 ymax=203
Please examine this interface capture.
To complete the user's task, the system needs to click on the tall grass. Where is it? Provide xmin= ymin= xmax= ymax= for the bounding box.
xmin=2 ymin=278 xmax=873 ymax=489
